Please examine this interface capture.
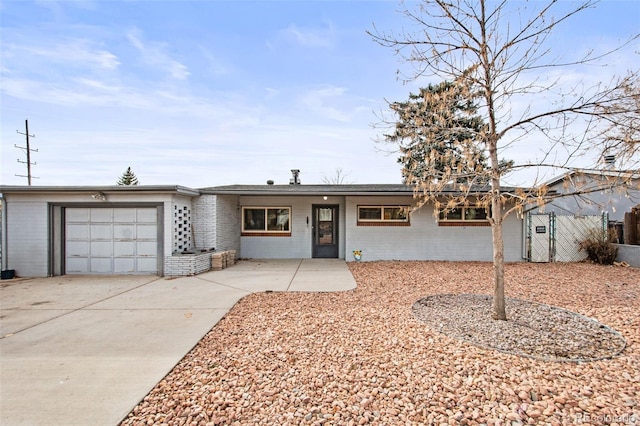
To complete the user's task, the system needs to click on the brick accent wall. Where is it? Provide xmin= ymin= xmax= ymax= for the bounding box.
xmin=164 ymin=251 xmax=213 ymax=276
xmin=215 ymin=195 xmax=241 ymax=252
xmin=193 ymin=195 xmax=217 ymax=250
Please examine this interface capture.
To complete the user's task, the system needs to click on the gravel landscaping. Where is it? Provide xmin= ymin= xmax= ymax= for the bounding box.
xmin=121 ymin=261 xmax=640 ymax=425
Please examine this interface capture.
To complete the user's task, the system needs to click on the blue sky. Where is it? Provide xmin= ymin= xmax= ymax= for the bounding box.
xmin=1 ymin=0 xmax=638 ymax=187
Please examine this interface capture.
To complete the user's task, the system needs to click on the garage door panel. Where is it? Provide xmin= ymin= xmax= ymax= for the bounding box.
xmin=65 ymin=207 xmax=158 ymax=275
xmin=67 ymin=241 xmax=89 ymax=257
xmin=114 ymin=258 xmax=135 ymax=273
xmin=113 ymin=208 xmax=137 ymax=222
xmin=137 ymin=241 xmax=157 ymax=256
xmin=137 ymin=208 xmax=157 ymax=222
xmin=114 ymin=241 xmax=135 ymax=256
xmin=67 ymin=209 xmax=89 ymax=221
xmin=91 ymin=224 xmax=112 ymax=239
xmin=66 ymin=258 xmax=89 ymax=273
xmin=137 ymin=224 xmax=157 ymax=239
xmin=91 ymin=241 xmax=113 ymax=256
xmin=114 ymin=224 xmax=135 ymax=239
xmin=90 ymin=258 xmax=113 ymax=273
xmin=67 ymin=224 xmax=89 ymax=239
xmin=137 ymin=258 xmax=158 ymax=273
xmin=90 ymin=208 xmax=113 ymax=222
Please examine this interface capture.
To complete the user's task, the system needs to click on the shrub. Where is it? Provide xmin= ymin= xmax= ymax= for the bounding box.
xmin=579 ymin=231 xmax=618 ymax=265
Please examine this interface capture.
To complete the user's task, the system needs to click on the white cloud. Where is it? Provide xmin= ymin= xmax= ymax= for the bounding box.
xmin=3 ymin=38 xmax=120 ymax=70
xmin=298 ymin=86 xmax=370 ymax=123
xmin=265 ymin=88 xmax=280 ymax=99
xmin=279 ymin=22 xmax=335 ymax=48
xmin=126 ymin=29 xmax=190 ymax=80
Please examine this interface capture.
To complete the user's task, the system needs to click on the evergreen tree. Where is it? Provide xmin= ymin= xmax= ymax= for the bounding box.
xmin=117 ymin=167 xmax=139 ymax=186
xmin=385 ymin=80 xmax=490 ymax=186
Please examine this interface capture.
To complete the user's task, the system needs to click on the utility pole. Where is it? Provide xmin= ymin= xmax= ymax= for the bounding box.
xmin=15 ymin=119 xmax=38 ymax=185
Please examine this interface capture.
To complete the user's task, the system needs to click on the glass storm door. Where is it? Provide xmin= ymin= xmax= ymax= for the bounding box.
xmin=312 ymin=205 xmax=339 ymax=258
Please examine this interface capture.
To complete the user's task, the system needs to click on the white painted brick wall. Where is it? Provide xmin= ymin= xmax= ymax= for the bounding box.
xmin=215 ymin=195 xmax=241 ymax=252
xmin=345 ymin=195 xmax=524 ymax=262
xmin=193 ymin=195 xmax=217 ymax=250
xmin=239 ymin=195 xmax=344 ymax=259
xmin=163 ymin=251 xmax=212 ymax=276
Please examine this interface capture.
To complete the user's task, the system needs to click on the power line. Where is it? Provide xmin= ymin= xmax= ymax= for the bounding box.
xmin=15 ymin=119 xmax=38 ymax=185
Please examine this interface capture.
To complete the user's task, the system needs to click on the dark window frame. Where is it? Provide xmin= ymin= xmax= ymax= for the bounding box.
xmin=357 ymin=205 xmax=410 ymax=226
xmin=438 ymin=206 xmax=490 ymax=225
xmin=242 ymin=206 xmax=291 ymax=235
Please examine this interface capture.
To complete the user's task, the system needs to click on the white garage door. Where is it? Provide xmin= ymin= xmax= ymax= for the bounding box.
xmin=65 ymin=207 xmax=158 ymax=274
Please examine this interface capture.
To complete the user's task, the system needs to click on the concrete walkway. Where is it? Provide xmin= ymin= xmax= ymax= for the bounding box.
xmin=0 ymin=259 xmax=356 ymax=426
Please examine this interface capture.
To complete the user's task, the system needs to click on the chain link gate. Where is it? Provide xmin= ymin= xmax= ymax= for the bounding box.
xmin=527 ymin=212 xmax=607 ymax=262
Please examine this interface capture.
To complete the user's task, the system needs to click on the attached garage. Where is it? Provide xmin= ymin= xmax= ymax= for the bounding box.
xmin=0 ymin=185 xmax=204 ymax=278
xmin=65 ymin=207 xmax=159 ymax=274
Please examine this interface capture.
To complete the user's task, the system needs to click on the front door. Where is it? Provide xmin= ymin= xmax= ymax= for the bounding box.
xmin=312 ymin=205 xmax=339 ymax=258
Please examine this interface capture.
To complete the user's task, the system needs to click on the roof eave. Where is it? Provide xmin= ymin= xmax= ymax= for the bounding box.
xmin=0 ymin=185 xmax=201 ymax=197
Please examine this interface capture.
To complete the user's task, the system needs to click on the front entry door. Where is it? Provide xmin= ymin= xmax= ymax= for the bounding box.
xmin=312 ymin=205 xmax=339 ymax=258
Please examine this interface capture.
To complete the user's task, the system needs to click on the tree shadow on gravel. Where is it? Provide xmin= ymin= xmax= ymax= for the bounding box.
xmin=412 ymin=294 xmax=626 ymax=362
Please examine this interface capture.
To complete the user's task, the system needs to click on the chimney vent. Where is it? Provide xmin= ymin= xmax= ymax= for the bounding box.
xmin=289 ymin=169 xmax=301 ymax=185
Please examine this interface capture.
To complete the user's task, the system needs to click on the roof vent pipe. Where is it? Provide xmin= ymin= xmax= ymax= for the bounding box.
xmin=289 ymin=169 xmax=301 ymax=185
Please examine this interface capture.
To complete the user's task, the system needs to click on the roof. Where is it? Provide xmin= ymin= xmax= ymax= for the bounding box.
xmin=199 ymin=184 xmax=413 ymax=196
xmin=0 ymin=185 xmax=200 ymax=196
xmin=544 ymin=169 xmax=640 ymax=188
xmin=199 ymin=183 xmax=522 ymax=196
xmin=0 ymin=183 xmax=524 ymax=197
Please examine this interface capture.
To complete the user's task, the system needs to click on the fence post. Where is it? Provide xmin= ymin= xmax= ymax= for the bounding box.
xmin=549 ymin=212 xmax=556 ymax=262
xmin=526 ymin=212 xmax=532 ymax=262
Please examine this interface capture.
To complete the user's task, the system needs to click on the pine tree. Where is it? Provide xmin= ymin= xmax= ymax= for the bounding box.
xmin=117 ymin=167 xmax=139 ymax=186
xmin=385 ymin=80 xmax=489 ymax=186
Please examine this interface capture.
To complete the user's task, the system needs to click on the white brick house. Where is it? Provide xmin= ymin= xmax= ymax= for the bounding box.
xmin=0 ymin=183 xmax=525 ymax=277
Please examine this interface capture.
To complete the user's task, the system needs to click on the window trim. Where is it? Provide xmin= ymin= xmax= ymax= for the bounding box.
xmin=241 ymin=206 xmax=292 ymax=235
xmin=437 ymin=206 xmax=490 ymax=226
xmin=357 ymin=205 xmax=410 ymax=226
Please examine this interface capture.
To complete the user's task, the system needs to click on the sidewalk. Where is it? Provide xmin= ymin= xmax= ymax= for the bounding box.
xmin=0 ymin=259 xmax=356 ymax=426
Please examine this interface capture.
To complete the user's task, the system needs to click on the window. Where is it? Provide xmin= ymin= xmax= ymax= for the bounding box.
xmin=242 ymin=207 xmax=290 ymax=234
xmin=438 ymin=206 xmax=489 ymax=223
xmin=357 ymin=206 xmax=409 ymax=225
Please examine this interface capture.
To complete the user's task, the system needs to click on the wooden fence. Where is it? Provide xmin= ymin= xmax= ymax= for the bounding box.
xmin=624 ymin=205 xmax=640 ymax=245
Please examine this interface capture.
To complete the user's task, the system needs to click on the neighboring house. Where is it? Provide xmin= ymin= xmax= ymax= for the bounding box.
xmin=0 ymin=181 xmax=526 ymax=278
xmin=524 ymin=167 xmax=640 ymax=263
xmin=533 ymin=169 xmax=640 ymax=222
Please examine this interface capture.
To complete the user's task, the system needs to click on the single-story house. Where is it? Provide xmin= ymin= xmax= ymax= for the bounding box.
xmin=524 ymin=167 xmax=640 ymax=265
xmin=0 ymin=181 xmax=526 ymax=277
xmin=534 ymin=169 xmax=640 ymax=223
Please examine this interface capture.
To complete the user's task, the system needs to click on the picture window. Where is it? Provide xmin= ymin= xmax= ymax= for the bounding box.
xmin=242 ymin=207 xmax=291 ymax=234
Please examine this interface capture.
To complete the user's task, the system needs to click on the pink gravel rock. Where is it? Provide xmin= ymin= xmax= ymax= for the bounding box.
xmin=120 ymin=261 xmax=640 ymax=426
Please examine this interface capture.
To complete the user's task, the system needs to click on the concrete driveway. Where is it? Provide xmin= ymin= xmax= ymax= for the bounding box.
xmin=0 ymin=259 xmax=356 ymax=426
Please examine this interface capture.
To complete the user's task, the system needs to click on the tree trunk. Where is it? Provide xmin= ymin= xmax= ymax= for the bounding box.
xmin=491 ymin=225 xmax=507 ymax=320
xmin=491 ymin=193 xmax=507 ymax=320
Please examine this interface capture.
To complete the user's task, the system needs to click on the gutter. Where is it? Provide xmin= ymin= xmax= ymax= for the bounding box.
xmin=0 ymin=185 xmax=201 ymax=197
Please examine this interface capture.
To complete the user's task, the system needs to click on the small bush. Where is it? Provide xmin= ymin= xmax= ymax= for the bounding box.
xmin=579 ymin=233 xmax=618 ymax=265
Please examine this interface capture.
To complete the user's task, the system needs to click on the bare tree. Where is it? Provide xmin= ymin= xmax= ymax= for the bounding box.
xmin=370 ymin=0 xmax=640 ymax=320
xmin=322 ymin=168 xmax=354 ymax=184
xmin=597 ymin=72 xmax=640 ymax=163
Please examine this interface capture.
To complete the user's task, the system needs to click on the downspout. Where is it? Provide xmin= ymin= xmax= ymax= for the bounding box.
xmin=1 ymin=193 xmax=7 ymax=271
